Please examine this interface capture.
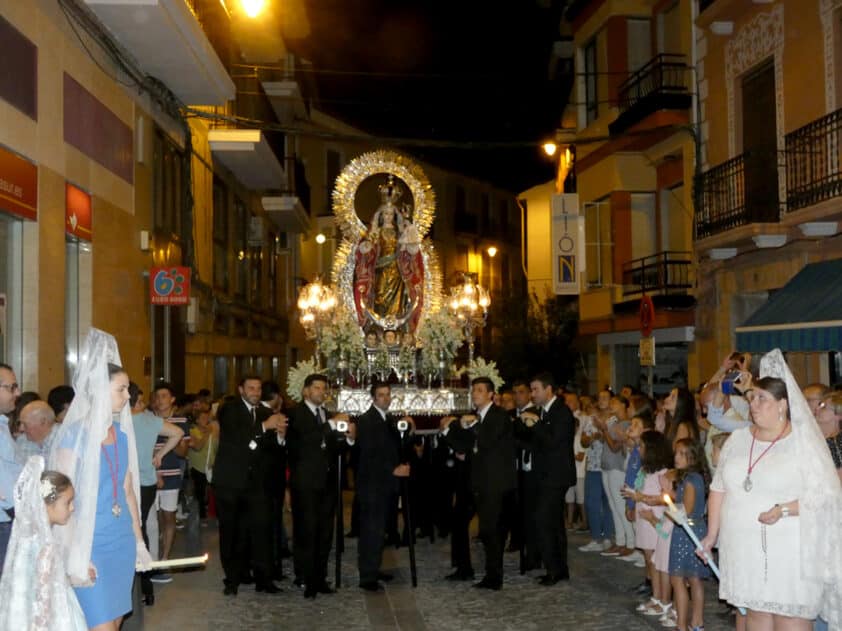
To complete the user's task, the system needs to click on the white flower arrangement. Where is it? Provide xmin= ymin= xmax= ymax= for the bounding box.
xmin=416 ymin=307 xmax=462 ymax=361
xmin=320 ymin=306 xmax=366 ymax=373
xmin=466 ymin=357 xmax=505 ymax=392
xmin=286 ymin=357 xmax=323 ymax=402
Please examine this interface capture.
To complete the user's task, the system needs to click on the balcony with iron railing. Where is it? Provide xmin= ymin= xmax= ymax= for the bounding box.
xmin=608 ymin=54 xmax=693 ymax=136
xmin=785 ymin=107 xmax=842 ymax=214
xmin=621 ymin=251 xmax=693 ymax=297
xmin=694 ymin=150 xmax=784 ymax=240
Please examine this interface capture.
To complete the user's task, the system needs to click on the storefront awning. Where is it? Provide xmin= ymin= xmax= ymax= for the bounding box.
xmin=735 ymin=259 xmax=842 ymax=353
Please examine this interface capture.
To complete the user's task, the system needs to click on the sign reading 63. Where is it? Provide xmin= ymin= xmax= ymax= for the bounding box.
xmin=150 ymin=267 xmax=190 ymax=305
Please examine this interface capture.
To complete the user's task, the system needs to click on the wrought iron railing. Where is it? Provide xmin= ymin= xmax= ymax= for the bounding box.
xmin=785 ymin=107 xmax=842 ymax=212
xmin=694 ymin=151 xmax=784 ymax=239
xmin=622 ymin=251 xmax=692 ymax=297
xmin=616 ymin=54 xmax=691 ymax=112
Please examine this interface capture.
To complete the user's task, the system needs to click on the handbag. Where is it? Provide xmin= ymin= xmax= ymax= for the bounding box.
xmin=204 ymin=431 xmax=214 ymax=483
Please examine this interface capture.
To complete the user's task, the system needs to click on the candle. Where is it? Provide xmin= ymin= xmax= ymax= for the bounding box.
xmin=140 ymin=553 xmax=209 ymax=571
xmin=662 ymin=494 xmax=746 ymax=615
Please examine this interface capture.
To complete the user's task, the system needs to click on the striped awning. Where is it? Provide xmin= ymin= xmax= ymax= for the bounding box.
xmin=735 ymin=259 xmax=842 ymax=353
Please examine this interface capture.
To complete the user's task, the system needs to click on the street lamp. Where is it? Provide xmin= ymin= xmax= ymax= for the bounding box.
xmin=315 ymin=233 xmax=327 ymax=244
xmin=297 ymin=277 xmax=337 ymax=362
xmin=447 ymin=272 xmax=490 ymax=366
xmin=240 ymin=0 xmax=266 ymax=18
xmin=486 ymin=246 xmax=497 ymax=258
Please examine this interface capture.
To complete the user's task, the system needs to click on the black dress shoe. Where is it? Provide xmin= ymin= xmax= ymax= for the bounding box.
xmin=538 ymin=573 xmax=568 ymax=586
xmin=293 ymin=577 xmax=305 ymax=588
xmin=377 ymin=572 xmax=394 ymax=582
xmin=223 ymin=585 xmax=238 ymax=596
xmin=315 ymin=582 xmax=335 ymax=594
xmin=303 ymin=587 xmax=317 ymax=599
xmin=359 ymin=581 xmax=384 ymax=592
xmin=473 ymin=577 xmax=502 ymax=590
xmin=445 ymin=569 xmax=475 ymax=581
xmin=256 ymin=582 xmax=282 ymax=594
xmin=240 ymin=573 xmax=255 ymax=585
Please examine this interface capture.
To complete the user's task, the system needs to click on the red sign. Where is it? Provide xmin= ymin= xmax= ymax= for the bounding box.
xmin=639 ymin=294 xmax=655 ymax=337
xmin=150 ymin=267 xmax=191 ymax=306
xmin=0 ymin=144 xmax=37 ymax=220
xmin=65 ymin=183 xmax=92 ymax=240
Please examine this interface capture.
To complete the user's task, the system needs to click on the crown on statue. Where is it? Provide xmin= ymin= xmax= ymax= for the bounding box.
xmin=378 ymin=175 xmax=402 ymax=206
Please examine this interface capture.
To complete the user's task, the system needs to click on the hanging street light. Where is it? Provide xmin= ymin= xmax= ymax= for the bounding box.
xmin=447 ymin=272 xmax=490 ymax=366
xmin=297 ymin=277 xmax=337 ymax=362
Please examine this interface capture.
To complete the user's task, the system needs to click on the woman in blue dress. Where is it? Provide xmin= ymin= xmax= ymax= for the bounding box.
xmin=49 ymin=329 xmax=152 ymax=630
xmin=668 ymin=438 xmax=710 ymax=631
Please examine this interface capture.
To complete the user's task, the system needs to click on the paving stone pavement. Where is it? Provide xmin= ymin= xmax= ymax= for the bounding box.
xmin=140 ymin=509 xmax=735 ymax=631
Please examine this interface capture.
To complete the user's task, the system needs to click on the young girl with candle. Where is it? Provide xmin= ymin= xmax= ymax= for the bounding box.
xmin=666 ymin=438 xmax=710 ymax=631
xmin=625 ymin=430 xmax=673 ymax=619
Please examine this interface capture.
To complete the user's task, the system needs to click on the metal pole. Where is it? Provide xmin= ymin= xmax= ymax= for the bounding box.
xmin=335 ymin=450 xmax=343 ymax=589
xmin=518 ymin=451 xmax=526 ymax=575
xmin=163 ymin=305 xmax=171 ymax=382
xmin=400 ymin=429 xmax=417 ymax=587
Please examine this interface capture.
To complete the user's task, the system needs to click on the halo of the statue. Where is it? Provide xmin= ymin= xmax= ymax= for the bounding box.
xmin=331 ymin=149 xmax=436 ymax=241
xmin=331 ymin=235 xmax=443 ymax=339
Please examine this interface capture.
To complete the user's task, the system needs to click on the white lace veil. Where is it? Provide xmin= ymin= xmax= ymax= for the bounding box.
xmin=759 ymin=349 xmax=842 ymax=627
xmin=47 ymin=329 xmax=142 ymax=586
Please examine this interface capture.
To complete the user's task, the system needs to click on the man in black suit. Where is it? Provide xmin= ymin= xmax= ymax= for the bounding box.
xmin=260 ymin=380 xmax=288 ymax=580
xmin=440 ymin=377 xmax=517 ymax=590
xmin=213 ymin=375 xmax=287 ymax=596
xmin=511 ymin=379 xmax=541 ymax=569
xmin=355 ymin=382 xmax=412 ymax=592
xmin=286 ymin=374 xmax=354 ymax=599
xmin=517 ymin=372 xmax=576 ymax=585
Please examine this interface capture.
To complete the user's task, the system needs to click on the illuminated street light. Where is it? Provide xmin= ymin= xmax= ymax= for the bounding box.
xmin=315 ymin=233 xmax=327 ymax=244
xmin=447 ymin=272 xmax=490 ymax=366
xmin=542 ymin=141 xmax=558 ymax=157
xmin=297 ymin=277 xmax=337 ymax=361
xmin=240 ymin=0 xmax=266 ymax=18
xmin=486 ymin=246 xmax=497 ymax=258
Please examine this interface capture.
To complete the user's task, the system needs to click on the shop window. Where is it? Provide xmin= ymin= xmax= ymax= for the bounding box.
xmin=153 ymin=130 xmax=184 ymax=239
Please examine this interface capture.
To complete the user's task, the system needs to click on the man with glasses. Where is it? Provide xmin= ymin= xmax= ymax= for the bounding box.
xmin=802 ymin=383 xmax=830 ymax=417
xmin=0 ymin=363 xmax=22 ymax=575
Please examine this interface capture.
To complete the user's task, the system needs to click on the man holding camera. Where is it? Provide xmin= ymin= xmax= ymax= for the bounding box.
xmin=286 ymin=374 xmax=355 ymax=599
xmin=440 ymin=377 xmax=516 ymax=590
xmin=354 ymin=382 xmax=413 ymax=592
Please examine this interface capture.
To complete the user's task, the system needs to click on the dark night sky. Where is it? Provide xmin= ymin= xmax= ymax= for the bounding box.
xmin=284 ymin=0 xmax=571 ymax=192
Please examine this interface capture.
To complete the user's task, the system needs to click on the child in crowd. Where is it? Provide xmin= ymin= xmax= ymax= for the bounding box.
xmin=621 ymin=414 xmax=654 ymax=567
xmin=626 ymin=431 xmax=673 ymax=620
xmin=666 ymin=439 xmax=710 ymax=631
xmin=0 ymin=456 xmax=87 ymax=630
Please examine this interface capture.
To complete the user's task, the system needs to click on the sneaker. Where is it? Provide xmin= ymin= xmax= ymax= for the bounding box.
xmin=150 ymin=572 xmax=173 ymax=584
xmin=633 ymin=558 xmax=646 ymax=568
xmin=600 ymin=545 xmax=622 ymax=556
xmin=637 ymin=598 xmax=659 ymax=612
xmin=578 ymin=540 xmax=604 ymax=552
xmin=601 ymin=539 xmax=613 ymax=550
xmin=620 ymin=550 xmax=645 ymax=563
xmin=643 ymin=602 xmax=668 ymax=617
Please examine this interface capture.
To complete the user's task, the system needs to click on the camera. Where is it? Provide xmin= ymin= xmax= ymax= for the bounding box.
xmin=721 ymin=371 xmax=742 ymax=395
xmin=397 ymin=419 xmax=409 ymax=432
xmin=335 ymin=420 xmax=349 ymax=433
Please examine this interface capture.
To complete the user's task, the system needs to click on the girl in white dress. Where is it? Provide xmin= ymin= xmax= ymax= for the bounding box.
xmin=0 ymin=455 xmax=87 ymax=630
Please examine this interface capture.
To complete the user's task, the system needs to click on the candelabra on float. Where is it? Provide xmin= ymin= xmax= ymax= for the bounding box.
xmin=447 ymin=272 xmax=490 ymax=367
xmin=297 ymin=277 xmax=337 ymax=363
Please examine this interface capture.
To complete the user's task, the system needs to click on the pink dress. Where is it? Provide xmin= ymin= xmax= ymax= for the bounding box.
xmin=635 ymin=468 xmax=668 ymax=550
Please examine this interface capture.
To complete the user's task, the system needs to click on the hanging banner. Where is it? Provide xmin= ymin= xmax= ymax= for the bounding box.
xmin=150 ymin=267 xmax=190 ymax=305
xmin=65 ymin=182 xmax=92 ymax=240
xmin=551 ymin=193 xmax=585 ymax=295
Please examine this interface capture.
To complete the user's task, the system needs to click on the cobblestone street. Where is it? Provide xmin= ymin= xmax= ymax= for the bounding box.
xmin=139 ymin=507 xmax=734 ymax=631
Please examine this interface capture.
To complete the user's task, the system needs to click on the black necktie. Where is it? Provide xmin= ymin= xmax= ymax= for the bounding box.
xmin=316 ymin=407 xmax=323 ymax=424
xmin=251 ymin=406 xmax=258 ymax=432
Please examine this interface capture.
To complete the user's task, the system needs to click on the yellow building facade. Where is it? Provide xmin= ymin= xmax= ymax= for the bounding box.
xmin=534 ymin=0 xmax=700 ymax=395
xmin=694 ymin=0 xmax=842 ymax=386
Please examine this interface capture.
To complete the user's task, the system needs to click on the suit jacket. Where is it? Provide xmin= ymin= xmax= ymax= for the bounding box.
xmin=213 ymin=398 xmax=275 ymax=491
xmin=442 ymin=404 xmax=516 ymax=495
xmin=355 ymin=406 xmax=408 ymax=500
xmin=514 ymin=397 xmax=576 ymax=489
xmin=286 ymin=401 xmax=348 ymax=492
